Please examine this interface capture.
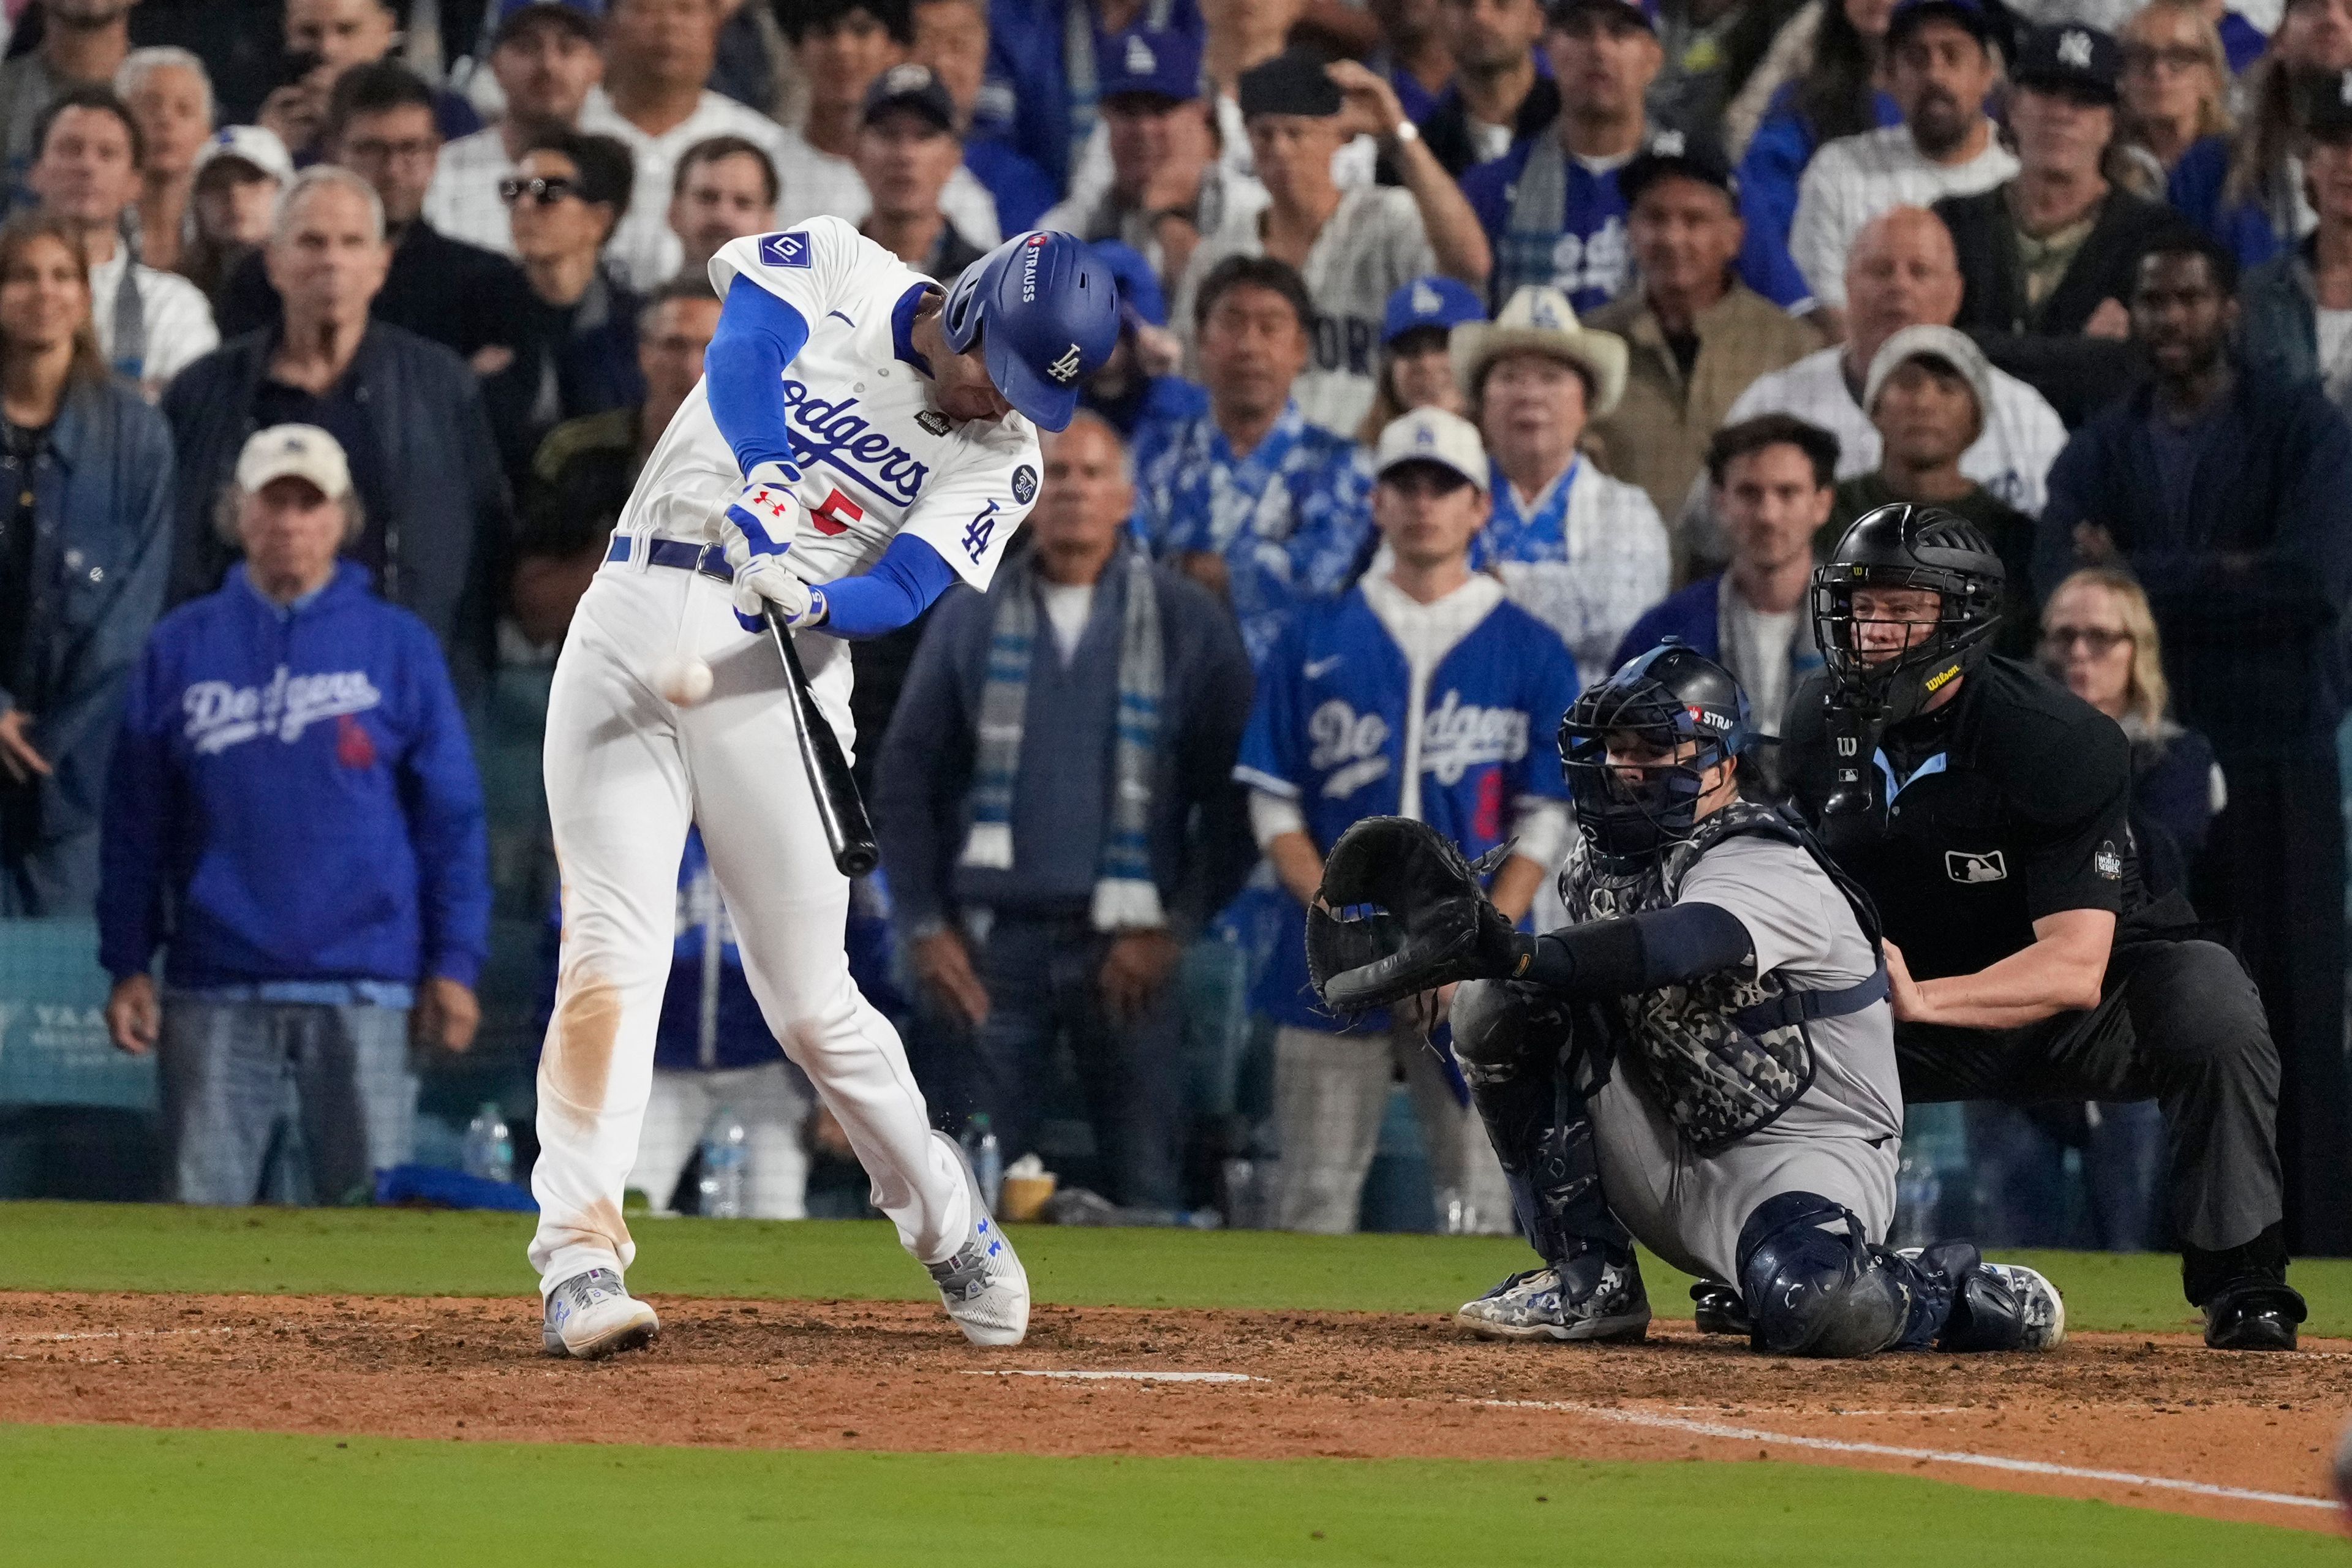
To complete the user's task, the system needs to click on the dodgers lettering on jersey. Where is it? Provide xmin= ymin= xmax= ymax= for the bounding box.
xmin=1234 ymin=585 xmax=1582 ymax=1028
xmin=619 ymin=217 xmax=1041 ymax=592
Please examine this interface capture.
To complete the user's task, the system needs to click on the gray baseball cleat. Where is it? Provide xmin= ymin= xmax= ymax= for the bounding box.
xmin=541 ymin=1265 xmax=659 ymax=1360
xmin=1455 ymin=1248 xmax=1650 ymax=1343
xmin=927 ymin=1131 xmax=1030 ymax=1347
xmin=1978 ymin=1262 xmax=2067 ymax=1351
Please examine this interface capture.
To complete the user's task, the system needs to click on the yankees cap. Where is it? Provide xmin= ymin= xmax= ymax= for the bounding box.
xmin=2012 ymin=23 xmax=2122 ymax=104
xmin=1374 ymin=407 xmax=1488 ymax=494
xmin=237 ymin=424 xmax=353 ymax=499
xmin=862 ymin=63 xmax=959 ymax=132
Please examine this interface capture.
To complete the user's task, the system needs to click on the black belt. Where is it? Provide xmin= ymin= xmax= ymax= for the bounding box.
xmin=607 ymin=535 xmax=734 ymax=583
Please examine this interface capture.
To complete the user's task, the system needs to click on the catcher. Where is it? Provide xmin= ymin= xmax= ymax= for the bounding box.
xmin=1308 ymin=642 xmax=2066 ymax=1357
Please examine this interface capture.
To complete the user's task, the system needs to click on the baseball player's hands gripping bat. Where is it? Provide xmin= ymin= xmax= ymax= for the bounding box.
xmin=760 ymin=606 xmax=881 ymax=877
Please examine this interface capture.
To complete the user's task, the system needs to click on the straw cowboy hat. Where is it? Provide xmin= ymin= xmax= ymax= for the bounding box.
xmin=1450 ymin=284 xmax=1630 ymax=417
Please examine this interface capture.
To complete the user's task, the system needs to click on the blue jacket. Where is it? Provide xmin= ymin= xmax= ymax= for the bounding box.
xmin=977 ymin=0 xmax=1204 ymax=192
xmin=2038 ymin=368 xmax=2352 ymax=759
xmin=99 ymin=562 xmax=491 ymax=991
xmin=1235 ymin=584 xmax=1581 ymax=1028
xmin=2165 ymin=134 xmax=2281 ymax=272
xmin=161 ymin=323 xmax=513 ymax=689
xmin=0 ymin=379 xmax=175 ymax=915
xmin=965 ymin=138 xmax=1058 ymax=233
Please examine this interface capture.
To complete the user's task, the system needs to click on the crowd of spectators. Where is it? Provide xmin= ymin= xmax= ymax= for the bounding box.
xmin=0 ymin=0 xmax=2345 ymax=1254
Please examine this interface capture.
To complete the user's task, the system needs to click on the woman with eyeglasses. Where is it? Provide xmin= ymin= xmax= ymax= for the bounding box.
xmin=2040 ymin=565 xmax=2223 ymax=893
xmin=2116 ymin=0 xmax=2271 ymax=262
xmin=484 ymin=130 xmax=648 ymax=491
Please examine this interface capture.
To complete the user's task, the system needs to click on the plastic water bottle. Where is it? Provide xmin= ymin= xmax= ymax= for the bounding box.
xmin=962 ymin=1114 xmax=1003 ymax=1210
xmin=463 ymin=1101 xmax=514 ymax=1185
xmin=698 ymin=1110 xmax=748 ymax=1219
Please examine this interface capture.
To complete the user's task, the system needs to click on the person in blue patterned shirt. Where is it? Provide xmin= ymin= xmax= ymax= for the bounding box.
xmin=1134 ymin=255 xmax=1375 ymax=665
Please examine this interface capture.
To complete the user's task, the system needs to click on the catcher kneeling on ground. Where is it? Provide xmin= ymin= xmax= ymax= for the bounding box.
xmin=1307 ymin=643 xmax=2065 ymax=1357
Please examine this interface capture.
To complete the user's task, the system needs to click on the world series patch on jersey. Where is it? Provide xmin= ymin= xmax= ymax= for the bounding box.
xmin=617 ymin=217 xmax=1043 ymax=593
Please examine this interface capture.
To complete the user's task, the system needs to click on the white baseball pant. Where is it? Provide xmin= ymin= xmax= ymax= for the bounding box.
xmin=529 ymin=554 xmax=970 ymax=1291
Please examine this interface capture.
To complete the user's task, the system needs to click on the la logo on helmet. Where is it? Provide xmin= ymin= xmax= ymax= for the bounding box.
xmin=1047 ymin=344 xmax=1084 ymax=383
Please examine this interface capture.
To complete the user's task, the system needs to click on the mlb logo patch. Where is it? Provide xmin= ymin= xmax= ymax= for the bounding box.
xmin=1011 ymin=466 xmax=1038 ymax=504
xmin=760 ymin=232 xmax=812 ymax=268
xmin=1946 ymin=850 xmax=2008 ymax=885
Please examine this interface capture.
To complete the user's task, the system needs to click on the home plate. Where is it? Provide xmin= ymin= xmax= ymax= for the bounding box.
xmin=958 ymin=1370 xmax=1260 ymax=1383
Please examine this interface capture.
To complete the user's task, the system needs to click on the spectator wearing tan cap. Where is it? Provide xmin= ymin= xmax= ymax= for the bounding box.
xmin=99 ymin=423 xmax=489 ymax=1206
xmin=1586 ymin=145 xmax=1823 ymax=556
xmin=1455 ymin=282 xmax=1669 ymax=676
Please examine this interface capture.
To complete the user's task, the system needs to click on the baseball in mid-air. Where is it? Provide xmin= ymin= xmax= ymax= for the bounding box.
xmin=653 ymin=652 xmax=714 ymax=707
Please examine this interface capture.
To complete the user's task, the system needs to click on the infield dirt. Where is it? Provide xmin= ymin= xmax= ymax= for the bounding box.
xmin=2 ymin=1291 xmax=2345 ymax=1532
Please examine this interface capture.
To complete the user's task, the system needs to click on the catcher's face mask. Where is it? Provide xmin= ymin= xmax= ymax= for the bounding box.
xmin=1561 ymin=687 xmax=1735 ymax=867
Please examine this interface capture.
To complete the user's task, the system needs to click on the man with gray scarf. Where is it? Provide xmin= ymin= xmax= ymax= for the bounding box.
xmin=876 ymin=413 xmax=1254 ymax=1210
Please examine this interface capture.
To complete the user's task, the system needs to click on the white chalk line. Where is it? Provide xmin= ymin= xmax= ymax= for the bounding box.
xmin=1482 ymin=1400 xmax=2335 ymax=1511
xmin=957 ymin=1369 xmax=1260 ymax=1384
xmin=6 ymin=1327 xmax=239 ymax=1344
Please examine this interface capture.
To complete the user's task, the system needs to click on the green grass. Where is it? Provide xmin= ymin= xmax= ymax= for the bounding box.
xmin=5 ymin=1424 xmax=2339 ymax=1567
xmin=2 ymin=1201 xmax=2342 ymax=1334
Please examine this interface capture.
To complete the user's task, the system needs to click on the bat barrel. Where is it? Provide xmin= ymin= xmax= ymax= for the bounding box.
xmin=763 ymin=609 xmax=882 ymax=878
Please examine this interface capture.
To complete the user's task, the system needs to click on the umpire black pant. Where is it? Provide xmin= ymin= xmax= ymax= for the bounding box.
xmin=1894 ymin=937 xmax=2283 ymax=1294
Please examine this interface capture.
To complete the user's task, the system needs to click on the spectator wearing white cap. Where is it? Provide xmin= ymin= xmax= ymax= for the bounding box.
xmin=1174 ymin=47 xmax=1493 ymax=436
xmin=1235 ymin=404 xmax=1575 ymax=1235
xmin=428 ymin=1 xmax=609 ymax=258
xmin=1789 ymin=0 xmax=2017 ymax=330
xmin=1455 ymin=282 xmax=1670 ymax=677
xmin=116 ymin=47 xmax=215 ymax=278
xmin=179 ymin=127 xmax=295 ymax=312
xmin=1825 ymin=322 xmax=2038 ymax=649
xmin=99 ymin=421 xmax=491 ymax=1207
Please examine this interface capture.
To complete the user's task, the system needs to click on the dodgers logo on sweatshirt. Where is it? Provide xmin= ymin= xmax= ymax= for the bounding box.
xmin=181 ymin=668 xmax=383 ymax=755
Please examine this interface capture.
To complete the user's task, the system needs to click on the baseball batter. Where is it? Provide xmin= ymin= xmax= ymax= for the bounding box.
xmin=530 ymin=218 xmax=1117 ymax=1358
xmin=1308 ymin=645 xmax=2066 ymax=1357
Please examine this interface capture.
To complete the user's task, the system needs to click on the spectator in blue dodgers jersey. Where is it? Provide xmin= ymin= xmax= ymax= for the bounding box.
xmin=1236 ymin=407 xmax=1579 ymax=1234
xmin=97 ymin=424 xmax=490 ymax=1207
xmin=1787 ymin=0 xmax=2017 ymax=329
xmin=1134 ymin=254 xmax=1375 ymax=666
xmin=877 ymin=413 xmax=1255 ymax=1208
xmin=1462 ymin=0 xmax=1675 ymax=314
xmin=976 ymin=0 xmax=1208 ymax=195
xmin=1610 ymin=412 xmax=1833 ymax=738
xmin=1079 ymin=239 xmax=1210 ymax=437
xmin=910 ymin=0 xmax=1059 ymax=233
xmin=1171 ymin=47 xmax=1493 ymax=436
xmin=1456 ymin=283 xmax=1670 ymax=677
xmin=1357 ymin=273 xmax=1486 ymax=441
xmin=0 ymin=212 xmax=177 ymax=916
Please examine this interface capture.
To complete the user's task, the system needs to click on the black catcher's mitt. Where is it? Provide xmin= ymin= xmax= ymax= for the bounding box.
xmin=1306 ymin=816 xmax=1518 ymax=1014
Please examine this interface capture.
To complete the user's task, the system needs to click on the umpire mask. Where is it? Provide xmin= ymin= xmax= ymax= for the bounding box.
xmin=1811 ymin=503 xmax=2006 ymax=728
xmin=1560 ymin=643 xmax=1752 ymax=871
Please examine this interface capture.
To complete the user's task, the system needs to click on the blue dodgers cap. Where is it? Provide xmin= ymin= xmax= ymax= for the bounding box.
xmin=941 ymin=231 xmax=1121 ymax=430
xmin=1089 ymin=239 xmax=1168 ymax=328
xmin=1098 ymin=26 xmax=1204 ymax=104
xmin=1381 ymin=276 xmax=1485 ymax=345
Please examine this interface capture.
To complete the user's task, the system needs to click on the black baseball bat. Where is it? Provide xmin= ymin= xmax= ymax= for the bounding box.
xmin=762 ymin=608 xmax=881 ymax=877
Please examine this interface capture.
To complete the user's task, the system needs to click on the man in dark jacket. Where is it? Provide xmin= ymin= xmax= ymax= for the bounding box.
xmin=99 ymin=424 xmax=489 ymax=1206
xmin=1419 ymin=0 xmax=1558 ymax=178
xmin=163 ymin=165 xmax=513 ymax=689
xmin=217 ymin=62 xmax=530 ymax=367
xmin=1931 ymin=24 xmax=2177 ymax=425
xmin=876 ymin=412 xmax=1254 ymax=1209
xmin=2037 ymin=232 xmax=2352 ymax=1255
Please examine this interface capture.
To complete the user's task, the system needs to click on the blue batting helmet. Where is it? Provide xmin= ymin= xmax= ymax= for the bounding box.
xmin=941 ymin=231 xmax=1120 ymax=432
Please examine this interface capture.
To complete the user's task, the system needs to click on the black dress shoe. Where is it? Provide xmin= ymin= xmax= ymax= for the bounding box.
xmin=1691 ymin=1280 xmax=1751 ymax=1336
xmin=2202 ymin=1279 xmax=2306 ymax=1351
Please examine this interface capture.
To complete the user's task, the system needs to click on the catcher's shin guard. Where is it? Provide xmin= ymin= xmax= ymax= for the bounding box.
xmin=1735 ymin=1191 xmax=1911 ymax=1359
xmin=1453 ymin=981 xmax=1629 ymax=1266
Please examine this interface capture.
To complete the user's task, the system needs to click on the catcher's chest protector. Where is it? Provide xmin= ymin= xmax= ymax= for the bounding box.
xmin=1557 ymin=802 xmax=1885 ymax=1155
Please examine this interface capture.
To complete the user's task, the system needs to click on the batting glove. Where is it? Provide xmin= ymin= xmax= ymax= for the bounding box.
xmin=729 ymin=555 xmax=828 ymax=633
xmin=718 ymin=461 xmax=822 ymax=632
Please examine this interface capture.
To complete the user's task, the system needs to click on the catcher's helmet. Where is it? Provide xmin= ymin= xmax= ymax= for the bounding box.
xmin=941 ymin=231 xmax=1120 ymax=431
xmin=1811 ymin=503 xmax=2005 ymax=725
xmin=1559 ymin=640 xmax=1752 ymax=868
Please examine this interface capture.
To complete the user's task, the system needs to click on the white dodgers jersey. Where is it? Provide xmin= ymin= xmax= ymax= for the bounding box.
xmin=620 ymin=217 xmax=1043 ymax=592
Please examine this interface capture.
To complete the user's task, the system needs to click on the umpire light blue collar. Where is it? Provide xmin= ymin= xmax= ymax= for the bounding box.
xmin=942 ymin=231 xmax=1121 ymax=431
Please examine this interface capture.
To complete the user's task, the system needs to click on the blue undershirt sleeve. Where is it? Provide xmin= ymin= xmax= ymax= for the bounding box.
xmin=818 ymin=532 xmax=960 ymax=638
xmin=704 ymin=277 xmax=812 ymax=476
xmin=1517 ymin=901 xmax=1755 ymax=999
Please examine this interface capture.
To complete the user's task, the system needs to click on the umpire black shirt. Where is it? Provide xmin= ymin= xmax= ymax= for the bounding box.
xmin=1782 ymin=655 xmax=2140 ymax=982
